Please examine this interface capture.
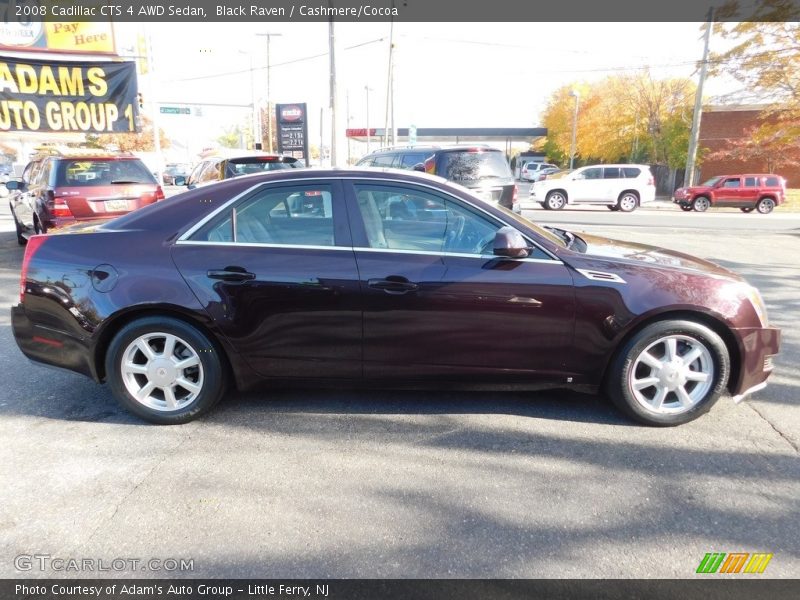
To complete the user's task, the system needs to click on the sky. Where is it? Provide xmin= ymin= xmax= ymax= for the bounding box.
xmin=113 ymin=21 xmax=740 ymax=162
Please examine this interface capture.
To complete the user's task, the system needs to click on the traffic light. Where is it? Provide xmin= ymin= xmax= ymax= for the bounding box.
xmin=137 ymin=93 xmax=144 ymax=109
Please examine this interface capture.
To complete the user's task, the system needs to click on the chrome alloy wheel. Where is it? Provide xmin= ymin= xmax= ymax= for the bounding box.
xmin=120 ymin=332 xmax=204 ymax=412
xmin=618 ymin=193 xmax=638 ymax=212
xmin=546 ymin=192 xmax=566 ymax=210
xmin=628 ymin=335 xmax=713 ymax=415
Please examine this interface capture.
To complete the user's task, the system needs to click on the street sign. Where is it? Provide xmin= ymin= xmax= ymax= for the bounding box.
xmin=159 ymin=106 xmax=191 ymax=115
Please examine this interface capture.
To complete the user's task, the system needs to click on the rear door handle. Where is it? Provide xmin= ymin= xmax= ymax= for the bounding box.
xmin=207 ymin=267 xmax=256 ymax=282
xmin=368 ymin=276 xmax=419 ymax=295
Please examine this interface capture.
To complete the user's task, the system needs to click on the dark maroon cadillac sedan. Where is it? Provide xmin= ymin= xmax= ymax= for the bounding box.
xmin=11 ymin=169 xmax=779 ymax=426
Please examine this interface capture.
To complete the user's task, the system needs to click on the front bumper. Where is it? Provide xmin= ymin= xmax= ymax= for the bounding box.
xmin=731 ymin=326 xmax=780 ymax=402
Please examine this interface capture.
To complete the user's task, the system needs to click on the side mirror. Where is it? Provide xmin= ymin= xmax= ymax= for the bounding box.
xmin=412 ymin=163 xmax=425 ymax=172
xmin=493 ymin=226 xmax=530 ymax=258
xmin=5 ymin=179 xmax=22 ymax=191
xmin=174 ymin=176 xmax=186 ymax=186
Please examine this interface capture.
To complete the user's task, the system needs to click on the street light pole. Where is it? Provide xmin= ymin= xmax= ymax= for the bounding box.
xmin=256 ymin=32 xmax=282 ymax=153
xmin=364 ymin=85 xmax=372 ymax=154
xmin=569 ymin=90 xmax=580 ymax=171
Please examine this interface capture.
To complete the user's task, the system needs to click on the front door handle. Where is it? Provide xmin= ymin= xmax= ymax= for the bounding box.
xmin=207 ymin=267 xmax=256 ymax=282
xmin=368 ymin=276 xmax=419 ymax=295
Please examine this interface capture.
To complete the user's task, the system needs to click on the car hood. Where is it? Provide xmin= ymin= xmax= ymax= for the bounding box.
xmin=675 ymin=185 xmax=712 ymax=194
xmin=575 ymin=232 xmax=743 ymax=281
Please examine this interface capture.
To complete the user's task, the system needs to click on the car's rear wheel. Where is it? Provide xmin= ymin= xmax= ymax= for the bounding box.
xmin=617 ymin=192 xmax=638 ymax=212
xmin=692 ymin=196 xmax=710 ymax=212
xmin=105 ymin=317 xmax=226 ymax=424
xmin=740 ymin=207 xmax=754 ymax=213
xmin=607 ymin=204 xmax=620 ymax=211
xmin=545 ymin=191 xmax=566 ymax=210
xmin=756 ymin=197 xmax=775 ymax=214
xmin=680 ymin=205 xmax=693 ymax=212
xmin=606 ymin=320 xmax=729 ymax=426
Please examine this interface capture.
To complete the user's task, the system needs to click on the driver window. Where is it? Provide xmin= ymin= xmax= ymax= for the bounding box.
xmin=723 ymin=178 xmax=741 ymax=188
xmin=353 ymin=183 xmax=500 ymax=255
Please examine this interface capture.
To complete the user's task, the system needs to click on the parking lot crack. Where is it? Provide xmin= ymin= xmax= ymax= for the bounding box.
xmin=83 ymin=426 xmax=198 ymax=546
xmin=748 ymin=403 xmax=799 ymax=453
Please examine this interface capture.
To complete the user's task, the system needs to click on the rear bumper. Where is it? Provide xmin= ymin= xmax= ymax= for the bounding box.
xmin=731 ymin=326 xmax=780 ymax=401
xmin=11 ymin=304 xmax=97 ymax=381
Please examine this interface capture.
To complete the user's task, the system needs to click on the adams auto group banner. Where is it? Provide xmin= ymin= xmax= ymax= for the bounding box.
xmin=0 ymin=56 xmax=139 ymax=133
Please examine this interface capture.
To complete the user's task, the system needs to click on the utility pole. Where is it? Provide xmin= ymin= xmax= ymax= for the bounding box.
xmin=384 ymin=20 xmax=394 ymax=146
xmin=685 ymin=8 xmax=714 ymax=187
xmin=346 ymin=89 xmax=351 ymax=164
xmin=145 ymin=31 xmax=163 ymax=185
xmin=328 ymin=15 xmax=338 ymax=165
xmin=364 ymin=85 xmax=373 ymax=154
xmin=569 ymin=90 xmax=580 ymax=171
xmin=257 ymin=32 xmax=282 ymax=153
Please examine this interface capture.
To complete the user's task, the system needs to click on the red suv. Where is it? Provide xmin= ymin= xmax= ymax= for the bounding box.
xmin=673 ymin=174 xmax=786 ymax=214
xmin=6 ymin=153 xmax=164 ymax=244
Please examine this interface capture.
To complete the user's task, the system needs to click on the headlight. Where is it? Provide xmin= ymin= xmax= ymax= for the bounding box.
xmin=745 ymin=285 xmax=769 ymax=327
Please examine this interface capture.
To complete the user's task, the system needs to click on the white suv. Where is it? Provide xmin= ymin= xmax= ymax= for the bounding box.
xmin=530 ymin=164 xmax=655 ymax=212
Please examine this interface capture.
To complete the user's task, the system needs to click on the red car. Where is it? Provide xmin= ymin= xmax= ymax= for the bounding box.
xmin=673 ymin=174 xmax=786 ymax=214
xmin=6 ymin=153 xmax=165 ymax=244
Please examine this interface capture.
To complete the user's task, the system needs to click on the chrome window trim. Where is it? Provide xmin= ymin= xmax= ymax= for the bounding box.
xmin=174 ymin=240 xmax=351 ymax=252
xmin=177 ymin=175 xmax=560 ymax=261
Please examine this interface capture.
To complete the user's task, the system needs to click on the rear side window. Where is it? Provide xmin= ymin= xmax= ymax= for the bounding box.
xmin=744 ymin=177 xmax=757 ymax=187
xmin=603 ymin=167 xmax=621 ymax=179
xmin=622 ymin=167 xmax=641 ymax=178
xmin=372 ymin=154 xmax=396 ymax=168
xmin=399 ymin=153 xmax=430 ymax=169
xmin=55 ymin=159 xmax=155 ymax=186
xmin=764 ymin=176 xmax=780 ymax=187
xmin=356 ymin=156 xmax=374 ymax=167
xmin=436 ymin=151 xmax=511 ymax=181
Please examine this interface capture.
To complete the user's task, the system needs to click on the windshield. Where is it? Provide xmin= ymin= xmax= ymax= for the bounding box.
xmin=437 ymin=150 xmax=512 ymax=182
xmin=701 ymin=176 xmax=723 ymax=187
xmin=56 ymin=159 xmax=155 ymax=186
xmin=225 ymin=158 xmax=295 ymax=177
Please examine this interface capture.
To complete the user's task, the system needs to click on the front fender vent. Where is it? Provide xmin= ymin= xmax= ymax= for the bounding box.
xmin=575 ymin=269 xmax=626 ymax=284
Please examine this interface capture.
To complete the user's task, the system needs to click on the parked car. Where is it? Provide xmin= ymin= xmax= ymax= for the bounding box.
xmin=530 ymin=164 xmax=656 ymax=212
xmin=672 ymin=174 xmax=786 ymax=214
xmin=6 ymin=152 xmax=164 ymax=245
xmin=521 ymin=162 xmax=559 ymax=182
xmin=162 ymin=164 xmax=191 ymax=186
xmin=357 ymin=145 xmax=519 ymax=212
xmin=12 ymin=168 xmax=778 ymax=426
xmin=355 ymin=146 xmax=439 ymax=170
xmin=185 ymin=153 xmax=299 ymax=189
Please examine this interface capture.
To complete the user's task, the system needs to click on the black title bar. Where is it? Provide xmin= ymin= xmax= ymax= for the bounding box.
xmin=1 ymin=0 xmax=799 ymax=23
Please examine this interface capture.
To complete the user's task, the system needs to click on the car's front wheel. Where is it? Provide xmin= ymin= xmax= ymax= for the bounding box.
xmin=680 ymin=205 xmax=693 ymax=212
xmin=545 ymin=191 xmax=567 ymax=210
xmin=617 ymin=192 xmax=638 ymax=212
xmin=692 ymin=196 xmax=710 ymax=212
xmin=11 ymin=206 xmax=26 ymax=245
xmin=757 ymin=197 xmax=775 ymax=214
xmin=105 ymin=317 xmax=227 ymax=424
xmin=606 ymin=320 xmax=729 ymax=426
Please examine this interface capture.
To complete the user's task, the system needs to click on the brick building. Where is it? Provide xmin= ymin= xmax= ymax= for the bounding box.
xmin=699 ymin=104 xmax=800 ymax=186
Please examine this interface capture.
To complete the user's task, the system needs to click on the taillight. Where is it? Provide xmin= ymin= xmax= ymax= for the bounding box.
xmin=52 ymin=196 xmax=73 ymax=218
xmin=20 ymin=235 xmax=48 ymax=303
xmin=648 ymin=176 xmax=655 ymax=186
xmin=424 ymin=157 xmax=435 ymax=174
xmin=155 ymin=185 xmax=165 ymax=201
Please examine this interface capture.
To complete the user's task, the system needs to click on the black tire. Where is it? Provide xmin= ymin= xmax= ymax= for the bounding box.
xmin=605 ymin=320 xmax=729 ymax=426
xmin=539 ymin=202 xmax=548 ymax=210
xmin=756 ymin=197 xmax=775 ymax=214
xmin=607 ymin=204 xmax=620 ymax=211
xmin=680 ymin=205 xmax=693 ymax=212
xmin=692 ymin=196 xmax=710 ymax=212
xmin=105 ymin=316 xmax=227 ymax=424
xmin=11 ymin=207 xmax=26 ymax=245
xmin=740 ymin=207 xmax=754 ymax=213
xmin=545 ymin=191 xmax=567 ymax=210
xmin=617 ymin=191 xmax=639 ymax=212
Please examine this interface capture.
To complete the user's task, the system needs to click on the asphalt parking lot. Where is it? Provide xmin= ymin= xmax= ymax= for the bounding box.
xmin=0 ymin=198 xmax=798 ymax=578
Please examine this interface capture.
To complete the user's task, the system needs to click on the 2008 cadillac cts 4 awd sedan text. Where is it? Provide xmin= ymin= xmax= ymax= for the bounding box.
xmin=11 ymin=169 xmax=780 ymax=426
